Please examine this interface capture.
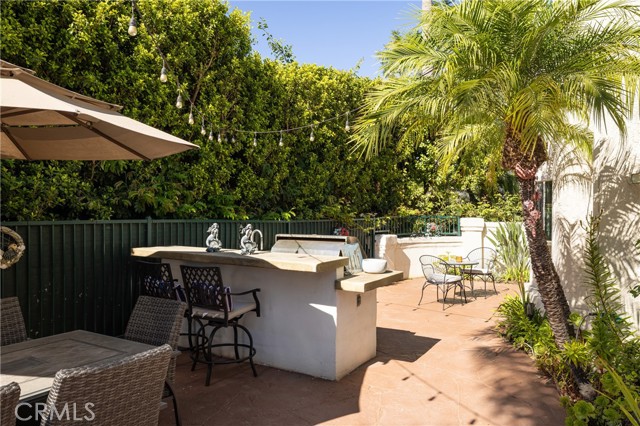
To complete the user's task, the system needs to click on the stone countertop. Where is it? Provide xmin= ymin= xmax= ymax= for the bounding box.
xmin=131 ymin=246 xmax=348 ymax=273
xmin=335 ymin=270 xmax=404 ymax=293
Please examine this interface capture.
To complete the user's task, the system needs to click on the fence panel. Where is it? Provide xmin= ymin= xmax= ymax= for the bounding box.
xmin=0 ymin=215 xmax=458 ymax=338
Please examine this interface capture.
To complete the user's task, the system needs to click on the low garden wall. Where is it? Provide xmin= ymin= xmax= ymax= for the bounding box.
xmin=375 ymin=218 xmax=503 ymax=279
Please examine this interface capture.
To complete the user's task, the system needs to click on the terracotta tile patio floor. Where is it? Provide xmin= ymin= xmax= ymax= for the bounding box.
xmin=159 ymin=278 xmax=566 ymax=426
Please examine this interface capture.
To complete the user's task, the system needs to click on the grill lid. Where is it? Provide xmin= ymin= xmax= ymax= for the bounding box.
xmin=272 ymin=234 xmax=364 ymax=274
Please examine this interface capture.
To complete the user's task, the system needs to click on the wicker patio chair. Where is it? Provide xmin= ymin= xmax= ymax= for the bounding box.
xmin=464 ymin=247 xmax=498 ymax=297
xmin=179 ymin=265 xmax=261 ymax=386
xmin=134 ymin=259 xmax=181 ymax=301
xmin=124 ymin=295 xmax=186 ymax=425
xmin=40 ymin=344 xmax=171 ymax=426
xmin=0 ymin=381 xmax=20 ymax=426
xmin=418 ymin=255 xmax=466 ymax=310
xmin=0 ymin=297 xmax=27 ymax=346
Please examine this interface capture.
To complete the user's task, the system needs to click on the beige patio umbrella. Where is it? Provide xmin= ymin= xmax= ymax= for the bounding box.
xmin=0 ymin=60 xmax=198 ymax=160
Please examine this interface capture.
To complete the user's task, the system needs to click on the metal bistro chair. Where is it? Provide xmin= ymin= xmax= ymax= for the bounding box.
xmin=0 ymin=297 xmax=28 ymax=346
xmin=1 ymin=381 xmax=20 ymax=426
xmin=418 ymin=255 xmax=466 ymax=310
xmin=40 ymin=344 xmax=172 ymax=426
xmin=464 ymin=247 xmax=498 ymax=297
xmin=180 ymin=265 xmax=261 ymax=386
xmin=124 ymin=295 xmax=187 ymax=426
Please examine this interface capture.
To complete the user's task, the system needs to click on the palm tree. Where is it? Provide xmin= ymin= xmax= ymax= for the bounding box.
xmin=352 ymin=0 xmax=640 ymax=395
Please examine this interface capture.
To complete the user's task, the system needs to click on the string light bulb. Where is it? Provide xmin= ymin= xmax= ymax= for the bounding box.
xmin=279 ymin=130 xmax=283 ymax=147
xmin=127 ymin=2 xmax=137 ymax=36
xmin=231 ymin=134 xmax=236 ymax=143
xmin=208 ymin=128 xmax=214 ymax=142
xmin=200 ymin=117 xmax=206 ymax=136
xmin=253 ymin=132 xmax=257 ymax=147
xmin=344 ymin=112 xmax=350 ymax=132
xmin=309 ymin=126 xmax=315 ymax=142
xmin=188 ymin=108 xmax=195 ymax=125
xmin=175 ymin=91 xmax=183 ymax=109
xmin=217 ymin=132 xmax=222 ymax=143
xmin=160 ymin=61 xmax=168 ymax=83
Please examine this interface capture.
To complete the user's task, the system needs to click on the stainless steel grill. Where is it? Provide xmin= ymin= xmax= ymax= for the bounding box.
xmin=271 ymin=234 xmax=364 ymax=274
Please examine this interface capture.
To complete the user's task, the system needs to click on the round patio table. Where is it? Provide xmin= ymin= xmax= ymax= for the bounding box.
xmin=446 ymin=260 xmax=478 ymax=299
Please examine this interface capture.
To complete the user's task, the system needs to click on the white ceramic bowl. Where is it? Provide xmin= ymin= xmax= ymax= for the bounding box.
xmin=362 ymin=258 xmax=387 ymax=274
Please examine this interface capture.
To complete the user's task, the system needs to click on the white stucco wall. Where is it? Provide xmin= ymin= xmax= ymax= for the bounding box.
xmin=547 ymin=98 xmax=640 ymax=330
xmin=377 ymin=218 xmax=506 ymax=279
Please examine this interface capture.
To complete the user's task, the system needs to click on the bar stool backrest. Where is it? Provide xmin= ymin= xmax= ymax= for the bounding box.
xmin=179 ymin=265 xmax=231 ymax=313
xmin=134 ymin=260 xmax=178 ymax=300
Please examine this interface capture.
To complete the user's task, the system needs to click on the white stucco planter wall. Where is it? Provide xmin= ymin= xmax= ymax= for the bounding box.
xmin=377 ymin=217 xmax=500 ymax=279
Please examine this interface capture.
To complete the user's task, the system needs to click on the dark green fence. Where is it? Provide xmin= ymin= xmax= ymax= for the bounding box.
xmin=0 ymin=216 xmax=459 ymax=339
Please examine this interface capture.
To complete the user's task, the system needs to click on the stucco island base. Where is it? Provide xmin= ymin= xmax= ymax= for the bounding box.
xmin=131 ymin=246 xmax=403 ymax=380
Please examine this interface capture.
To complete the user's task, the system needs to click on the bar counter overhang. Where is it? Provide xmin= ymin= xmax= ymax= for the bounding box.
xmin=131 ymin=246 xmax=403 ymax=380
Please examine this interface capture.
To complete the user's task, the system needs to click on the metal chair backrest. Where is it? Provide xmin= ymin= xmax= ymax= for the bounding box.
xmin=1 ymin=381 xmax=20 ymax=426
xmin=465 ymin=247 xmax=497 ymax=269
xmin=134 ymin=260 xmax=178 ymax=300
xmin=418 ymin=255 xmax=450 ymax=279
xmin=179 ymin=265 xmax=230 ymax=314
xmin=0 ymin=297 xmax=27 ymax=346
xmin=41 ymin=344 xmax=171 ymax=426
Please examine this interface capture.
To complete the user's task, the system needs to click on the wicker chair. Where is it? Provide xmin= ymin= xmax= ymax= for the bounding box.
xmin=180 ymin=265 xmax=261 ymax=386
xmin=0 ymin=297 xmax=28 ymax=346
xmin=1 ymin=381 xmax=20 ymax=426
xmin=418 ymin=255 xmax=466 ymax=310
xmin=464 ymin=247 xmax=498 ymax=297
xmin=134 ymin=260 xmax=181 ymax=300
xmin=40 ymin=344 xmax=171 ymax=426
xmin=124 ymin=295 xmax=186 ymax=425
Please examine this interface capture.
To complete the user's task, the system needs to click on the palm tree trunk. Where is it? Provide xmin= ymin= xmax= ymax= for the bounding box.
xmin=517 ymin=177 xmax=574 ymax=347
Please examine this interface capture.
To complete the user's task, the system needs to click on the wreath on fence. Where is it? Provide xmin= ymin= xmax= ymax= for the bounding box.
xmin=0 ymin=226 xmax=26 ymax=269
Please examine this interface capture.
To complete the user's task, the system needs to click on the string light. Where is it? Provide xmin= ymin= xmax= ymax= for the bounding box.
xmin=160 ymin=60 xmax=168 ymax=83
xmin=126 ymin=6 xmax=363 ymax=146
xmin=127 ymin=1 xmax=137 ymax=36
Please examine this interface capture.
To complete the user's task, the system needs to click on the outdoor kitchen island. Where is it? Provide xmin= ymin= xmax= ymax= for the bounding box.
xmin=130 ymin=245 xmax=403 ymax=380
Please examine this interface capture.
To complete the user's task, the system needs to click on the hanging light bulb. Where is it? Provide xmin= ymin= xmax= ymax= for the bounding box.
xmin=309 ymin=126 xmax=315 ymax=142
xmin=128 ymin=2 xmax=137 ymax=36
xmin=217 ymin=132 xmax=222 ymax=143
xmin=279 ymin=130 xmax=283 ymax=147
xmin=231 ymin=134 xmax=236 ymax=143
xmin=344 ymin=112 xmax=350 ymax=132
xmin=208 ymin=128 xmax=214 ymax=142
xmin=253 ymin=132 xmax=257 ymax=147
xmin=188 ymin=109 xmax=195 ymax=125
xmin=175 ymin=91 xmax=183 ymax=109
xmin=160 ymin=61 xmax=168 ymax=83
xmin=200 ymin=117 xmax=206 ymax=136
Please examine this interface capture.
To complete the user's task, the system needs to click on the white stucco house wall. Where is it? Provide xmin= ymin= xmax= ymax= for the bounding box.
xmin=537 ymin=98 xmax=640 ymax=330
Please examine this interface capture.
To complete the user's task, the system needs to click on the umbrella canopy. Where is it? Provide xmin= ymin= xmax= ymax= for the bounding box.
xmin=0 ymin=61 xmax=198 ymax=160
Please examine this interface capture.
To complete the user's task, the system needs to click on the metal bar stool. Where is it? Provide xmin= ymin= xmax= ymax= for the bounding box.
xmin=179 ymin=265 xmax=261 ymax=386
